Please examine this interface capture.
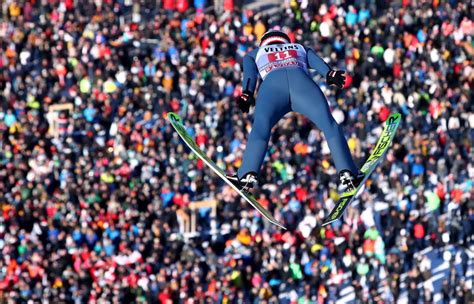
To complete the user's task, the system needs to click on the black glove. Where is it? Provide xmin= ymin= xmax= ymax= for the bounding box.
xmin=236 ymin=90 xmax=255 ymax=113
xmin=326 ymin=70 xmax=346 ymax=88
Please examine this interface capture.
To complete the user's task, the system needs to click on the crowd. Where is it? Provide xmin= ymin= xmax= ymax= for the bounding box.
xmin=0 ymin=0 xmax=473 ymax=303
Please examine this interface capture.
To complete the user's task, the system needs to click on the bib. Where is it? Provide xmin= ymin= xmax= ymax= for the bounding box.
xmin=255 ymin=43 xmax=309 ymax=79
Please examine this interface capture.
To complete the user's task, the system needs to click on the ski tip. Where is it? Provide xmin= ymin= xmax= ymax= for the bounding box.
xmin=387 ymin=112 xmax=402 ymax=122
xmin=167 ymin=112 xmax=182 ymax=123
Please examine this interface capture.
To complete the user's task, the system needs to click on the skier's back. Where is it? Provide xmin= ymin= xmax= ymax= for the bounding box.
xmin=227 ymin=30 xmax=363 ymax=191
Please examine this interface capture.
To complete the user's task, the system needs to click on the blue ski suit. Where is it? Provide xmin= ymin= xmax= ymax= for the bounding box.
xmin=237 ymin=43 xmax=358 ymax=178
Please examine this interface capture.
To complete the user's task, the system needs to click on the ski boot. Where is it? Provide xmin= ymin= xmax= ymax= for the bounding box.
xmin=338 ymin=169 xmax=365 ymax=192
xmin=226 ymin=172 xmax=258 ymax=192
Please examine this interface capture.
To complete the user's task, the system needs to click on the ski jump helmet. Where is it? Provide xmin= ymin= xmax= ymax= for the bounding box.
xmin=259 ymin=29 xmax=290 ymax=47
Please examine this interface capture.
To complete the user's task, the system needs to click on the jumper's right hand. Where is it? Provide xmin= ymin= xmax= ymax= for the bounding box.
xmin=326 ymin=70 xmax=346 ymax=88
xmin=236 ymin=90 xmax=255 ymax=113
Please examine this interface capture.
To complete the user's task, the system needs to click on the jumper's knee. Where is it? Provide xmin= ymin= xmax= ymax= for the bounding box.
xmin=323 ymin=118 xmax=340 ymax=139
xmin=250 ymin=120 xmax=271 ymax=140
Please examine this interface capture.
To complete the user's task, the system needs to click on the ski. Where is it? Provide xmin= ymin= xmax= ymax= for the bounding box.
xmin=321 ymin=113 xmax=402 ymax=226
xmin=167 ymin=112 xmax=287 ymax=230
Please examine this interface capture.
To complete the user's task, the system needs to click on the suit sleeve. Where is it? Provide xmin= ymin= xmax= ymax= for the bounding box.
xmin=306 ymin=48 xmax=332 ymax=77
xmin=242 ymin=49 xmax=259 ymax=93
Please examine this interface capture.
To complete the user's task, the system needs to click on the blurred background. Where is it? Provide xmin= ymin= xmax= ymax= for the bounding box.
xmin=0 ymin=0 xmax=472 ymax=303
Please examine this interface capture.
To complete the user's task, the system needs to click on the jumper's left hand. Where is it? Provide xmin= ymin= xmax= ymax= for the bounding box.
xmin=326 ymin=70 xmax=346 ymax=88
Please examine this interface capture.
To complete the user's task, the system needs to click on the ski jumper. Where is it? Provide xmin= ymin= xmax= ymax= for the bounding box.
xmin=237 ymin=43 xmax=358 ymax=179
